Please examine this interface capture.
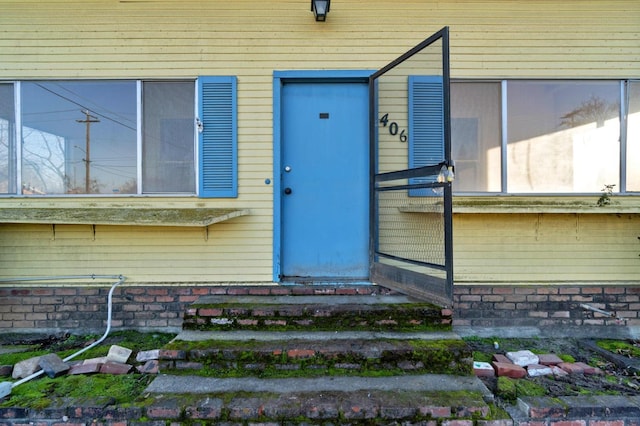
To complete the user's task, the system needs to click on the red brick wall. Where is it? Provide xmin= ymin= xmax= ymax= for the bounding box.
xmin=453 ymin=285 xmax=640 ymax=338
xmin=0 ymin=285 xmax=390 ymax=334
xmin=0 ymin=284 xmax=638 ymax=337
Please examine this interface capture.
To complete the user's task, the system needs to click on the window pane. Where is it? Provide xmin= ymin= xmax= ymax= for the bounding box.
xmin=21 ymin=81 xmax=137 ymax=194
xmin=451 ymin=82 xmax=502 ymax=192
xmin=627 ymin=81 xmax=640 ymax=192
xmin=142 ymin=81 xmax=195 ymax=193
xmin=0 ymin=84 xmax=15 ymax=194
xmin=507 ymin=81 xmax=620 ymax=193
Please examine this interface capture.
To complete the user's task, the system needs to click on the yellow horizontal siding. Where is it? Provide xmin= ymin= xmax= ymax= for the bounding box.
xmin=453 ymin=213 xmax=640 ymax=282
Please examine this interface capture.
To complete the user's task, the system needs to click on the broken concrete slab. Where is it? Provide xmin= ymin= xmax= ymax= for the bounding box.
xmin=506 ymin=350 xmax=539 ymax=367
xmin=526 ymin=364 xmax=553 ymax=377
xmin=38 ymin=353 xmax=69 ymax=378
xmin=136 ymin=349 xmax=160 ymax=362
xmin=12 ymin=356 xmax=42 ymax=379
xmin=107 ymin=345 xmax=133 ymax=364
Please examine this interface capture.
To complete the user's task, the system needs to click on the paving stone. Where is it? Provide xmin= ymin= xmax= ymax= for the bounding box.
xmin=558 ymin=362 xmax=585 ymax=374
xmin=506 ymin=350 xmax=539 ymax=367
xmin=551 ymin=365 xmax=569 ymax=377
xmin=473 ymin=361 xmax=495 ymax=377
xmin=527 ymin=364 xmax=553 ymax=377
xmin=12 ymin=356 xmax=42 ymax=379
xmin=574 ymin=362 xmax=602 ymax=375
xmin=82 ymin=356 xmax=108 ymax=364
xmin=99 ymin=361 xmax=132 ymax=375
xmin=492 ymin=361 xmax=527 ymax=378
xmin=492 ymin=354 xmax=511 ymax=364
xmin=69 ymin=362 xmax=103 ymax=375
xmin=38 ymin=353 xmax=69 ymax=378
xmin=136 ymin=349 xmax=160 ymax=362
xmin=0 ymin=365 xmax=12 ymax=377
xmin=107 ymin=345 xmax=133 ymax=363
xmin=137 ymin=360 xmax=160 ymax=374
xmin=537 ymin=353 xmax=563 ymax=366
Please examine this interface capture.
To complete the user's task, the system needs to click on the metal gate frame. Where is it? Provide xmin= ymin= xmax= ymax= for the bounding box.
xmin=368 ymin=27 xmax=454 ymax=306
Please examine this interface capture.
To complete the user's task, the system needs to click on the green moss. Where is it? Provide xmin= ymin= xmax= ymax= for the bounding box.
xmin=596 ymin=339 xmax=640 ymax=358
xmin=558 ymin=353 xmax=576 ymax=363
xmin=496 ymin=376 xmax=546 ymax=403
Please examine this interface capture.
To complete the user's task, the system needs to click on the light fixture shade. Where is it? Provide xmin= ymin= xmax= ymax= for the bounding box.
xmin=311 ymin=0 xmax=330 ymax=21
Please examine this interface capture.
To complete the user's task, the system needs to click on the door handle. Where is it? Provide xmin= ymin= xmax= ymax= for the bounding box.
xmin=284 ymin=187 xmax=292 ymax=195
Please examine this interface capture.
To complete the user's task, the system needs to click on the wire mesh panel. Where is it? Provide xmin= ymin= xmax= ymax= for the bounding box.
xmin=369 ymin=27 xmax=453 ymax=306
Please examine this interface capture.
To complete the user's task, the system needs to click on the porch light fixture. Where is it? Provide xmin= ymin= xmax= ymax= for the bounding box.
xmin=311 ymin=0 xmax=330 ymax=21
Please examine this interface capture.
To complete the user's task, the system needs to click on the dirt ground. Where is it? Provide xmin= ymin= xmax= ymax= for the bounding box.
xmin=464 ymin=337 xmax=640 ymax=399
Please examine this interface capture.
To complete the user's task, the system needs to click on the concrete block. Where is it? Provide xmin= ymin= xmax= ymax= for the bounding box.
xmin=537 ymin=353 xmax=564 ymax=365
xmin=574 ymin=362 xmax=602 ymax=375
xmin=492 ymin=361 xmax=527 ymax=378
xmin=107 ymin=345 xmax=133 ymax=364
xmin=527 ymin=364 xmax=553 ymax=377
xmin=473 ymin=361 xmax=495 ymax=377
xmin=100 ymin=361 xmax=132 ymax=375
xmin=38 ymin=354 xmax=69 ymax=378
xmin=506 ymin=350 xmax=539 ymax=367
xmin=136 ymin=349 xmax=160 ymax=362
xmin=12 ymin=356 xmax=42 ymax=379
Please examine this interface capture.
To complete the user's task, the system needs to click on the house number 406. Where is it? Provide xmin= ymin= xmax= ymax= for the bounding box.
xmin=379 ymin=113 xmax=407 ymax=143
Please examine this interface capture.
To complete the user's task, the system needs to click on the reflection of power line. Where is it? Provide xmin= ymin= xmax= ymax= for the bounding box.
xmin=35 ymin=83 xmax=136 ymax=132
xmin=76 ymin=110 xmax=99 ymax=193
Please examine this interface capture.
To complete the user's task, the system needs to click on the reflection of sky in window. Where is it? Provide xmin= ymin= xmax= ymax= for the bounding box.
xmin=21 ymin=81 xmax=137 ymax=193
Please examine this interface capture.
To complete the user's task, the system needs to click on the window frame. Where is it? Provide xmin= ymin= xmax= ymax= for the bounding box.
xmin=447 ymin=78 xmax=636 ymax=196
xmin=0 ymin=77 xmax=238 ymax=198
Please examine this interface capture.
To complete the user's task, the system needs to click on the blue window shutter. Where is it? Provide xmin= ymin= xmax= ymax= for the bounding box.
xmin=198 ymin=76 xmax=237 ymax=198
xmin=408 ymin=75 xmax=444 ymax=196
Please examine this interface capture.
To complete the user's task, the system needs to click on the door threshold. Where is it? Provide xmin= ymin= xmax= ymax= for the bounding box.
xmin=280 ymin=278 xmax=373 ymax=287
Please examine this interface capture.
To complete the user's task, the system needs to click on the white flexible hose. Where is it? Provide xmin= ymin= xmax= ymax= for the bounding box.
xmin=8 ymin=275 xmax=126 ymax=390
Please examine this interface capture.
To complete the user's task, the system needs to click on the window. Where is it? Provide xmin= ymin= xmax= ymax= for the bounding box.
xmin=447 ymin=80 xmax=635 ymax=194
xmin=0 ymin=83 xmax=15 ymax=194
xmin=627 ymin=80 xmax=640 ymax=192
xmin=0 ymin=77 xmax=237 ymax=197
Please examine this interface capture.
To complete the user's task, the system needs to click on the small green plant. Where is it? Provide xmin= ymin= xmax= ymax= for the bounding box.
xmin=597 ymin=184 xmax=615 ymax=206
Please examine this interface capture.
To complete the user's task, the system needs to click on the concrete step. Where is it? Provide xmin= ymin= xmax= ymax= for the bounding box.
xmin=143 ymin=375 xmax=495 ymax=424
xmin=150 ymin=292 xmax=493 ymax=424
xmin=159 ymin=330 xmax=473 ymax=377
xmin=182 ymin=294 xmax=452 ymax=332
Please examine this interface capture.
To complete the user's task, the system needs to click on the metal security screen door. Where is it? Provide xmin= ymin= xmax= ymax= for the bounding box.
xmin=369 ymin=27 xmax=454 ymax=306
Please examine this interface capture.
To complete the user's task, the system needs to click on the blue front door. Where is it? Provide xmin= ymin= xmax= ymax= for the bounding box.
xmin=280 ymin=81 xmax=369 ymax=281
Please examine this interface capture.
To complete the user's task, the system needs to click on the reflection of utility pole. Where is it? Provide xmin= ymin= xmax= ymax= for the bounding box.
xmin=76 ymin=110 xmax=99 ymax=193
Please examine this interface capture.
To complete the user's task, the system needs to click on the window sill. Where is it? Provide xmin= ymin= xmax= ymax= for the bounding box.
xmin=398 ymin=196 xmax=640 ymax=214
xmin=0 ymin=207 xmax=250 ymax=227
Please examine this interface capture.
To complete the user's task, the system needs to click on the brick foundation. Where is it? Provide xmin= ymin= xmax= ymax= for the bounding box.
xmin=0 ymin=283 xmax=638 ymax=337
xmin=453 ymin=284 xmax=640 ymax=338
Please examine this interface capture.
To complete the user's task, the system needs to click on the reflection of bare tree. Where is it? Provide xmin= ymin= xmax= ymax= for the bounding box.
xmin=560 ymin=96 xmax=617 ymax=128
xmin=22 ymin=128 xmax=65 ymax=194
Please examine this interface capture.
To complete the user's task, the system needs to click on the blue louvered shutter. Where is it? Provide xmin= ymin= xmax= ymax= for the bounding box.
xmin=408 ymin=75 xmax=444 ymax=196
xmin=198 ymin=76 xmax=237 ymax=198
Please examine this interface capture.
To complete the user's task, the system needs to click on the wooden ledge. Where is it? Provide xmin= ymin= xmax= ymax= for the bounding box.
xmin=0 ymin=208 xmax=250 ymax=227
